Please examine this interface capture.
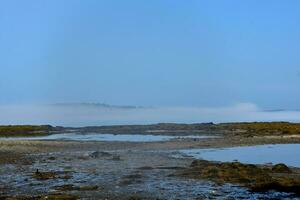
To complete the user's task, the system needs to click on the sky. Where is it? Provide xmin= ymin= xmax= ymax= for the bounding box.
xmin=1 ymin=0 xmax=300 ymax=110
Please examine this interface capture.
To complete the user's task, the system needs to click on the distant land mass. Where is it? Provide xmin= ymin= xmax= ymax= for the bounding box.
xmin=50 ymin=102 xmax=148 ymax=109
xmin=264 ymin=109 xmax=300 ymax=112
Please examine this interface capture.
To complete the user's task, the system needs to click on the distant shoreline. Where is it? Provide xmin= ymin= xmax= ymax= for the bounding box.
xmin=1 ymin=122 xmax=300 ymax=138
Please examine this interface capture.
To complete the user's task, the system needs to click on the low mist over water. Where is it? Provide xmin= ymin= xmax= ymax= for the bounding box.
xmin=0 ymin=103 xmax=299 ymax=127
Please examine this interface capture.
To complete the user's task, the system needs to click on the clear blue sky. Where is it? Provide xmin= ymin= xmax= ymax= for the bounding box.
xmin=1 ymin=0 xmax=300 ymax=109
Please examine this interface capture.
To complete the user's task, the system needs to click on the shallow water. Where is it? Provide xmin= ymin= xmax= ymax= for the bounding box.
xmin=0 ymin=133 xmax=214 ymax=142
xmin=180 ymin=144 xmax=300 ymax=167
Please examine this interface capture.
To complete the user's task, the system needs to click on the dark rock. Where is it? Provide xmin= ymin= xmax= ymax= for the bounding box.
xmin=33 ymin=171 xmax=57 ymax=180
xmin=89 ymin=151 xmax=112 ymax=158
xmin=138 ymin=166 xmax=154 ymax=170
xmin=32 ymin=170 xmax=72 ymax=180
xmin=112 ymin=155 xmax=121 ymax=161
xmin=79 ymin=185 xmax=98 ymax=191
xmin=272 ymin=163 xmax=291 ymax=173
xmin=48 ymin=157 xmax=56 ymax=160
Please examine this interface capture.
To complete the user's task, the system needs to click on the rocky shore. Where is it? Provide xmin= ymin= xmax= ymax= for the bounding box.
xmin=177 ymin=160 xmax=300 ymax=195
xmin=1 ymin=123 xmax=300 ymax=199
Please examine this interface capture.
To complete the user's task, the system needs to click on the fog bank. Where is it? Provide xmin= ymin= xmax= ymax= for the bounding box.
xmin=0 ymin=103 xmax=299 ymax=127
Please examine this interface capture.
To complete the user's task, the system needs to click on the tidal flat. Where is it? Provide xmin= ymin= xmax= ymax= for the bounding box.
xmin=1 ymin=122 xmax=300 ymax=199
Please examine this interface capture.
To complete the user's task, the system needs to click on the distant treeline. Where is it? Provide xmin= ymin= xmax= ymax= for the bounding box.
xmin=0 ymin=125 xmax=55 ymax=137
xmin=219 ymin=122 xmax=300 ymax=136
xmin=78 ymin=123 xmax=217 ymax=135
xmin=79 ymin=122 xmax=300 ymax=137
xmin=1 ymin=122 xmax=300 ymax=137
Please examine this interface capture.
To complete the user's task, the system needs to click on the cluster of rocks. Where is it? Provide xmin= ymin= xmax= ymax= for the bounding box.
xmin=178 ymin=160 xmax=300 ymax=195
xmin=32 ymin=170 xmax=72 ymax=181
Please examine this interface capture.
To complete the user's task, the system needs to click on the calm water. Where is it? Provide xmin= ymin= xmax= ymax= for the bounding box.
xmin=0 ymin=133 xmax=215 ymax=142
xmin=180 ymin=144 xmax=300 ymax=167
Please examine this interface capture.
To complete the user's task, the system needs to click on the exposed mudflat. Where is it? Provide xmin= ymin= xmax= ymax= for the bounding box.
xmin=1 ymin=135 xmax=300 ymax=199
